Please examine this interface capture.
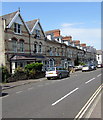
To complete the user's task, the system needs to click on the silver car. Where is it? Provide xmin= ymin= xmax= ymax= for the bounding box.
xmin=46 ymin=66 xmax=70 ymax=80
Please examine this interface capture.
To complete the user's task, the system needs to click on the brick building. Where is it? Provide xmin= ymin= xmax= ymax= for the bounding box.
xmin=0 ymin=10 xmax=97 ymax=73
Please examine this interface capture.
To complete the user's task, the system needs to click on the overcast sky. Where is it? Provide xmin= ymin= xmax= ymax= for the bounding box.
xmin=1 ymin=2 xmax=101 ymax=49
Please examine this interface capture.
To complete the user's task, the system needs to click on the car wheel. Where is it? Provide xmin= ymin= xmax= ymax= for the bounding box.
xmin=47 ymin=77 xmax=51 ymax=80
xmin=67 ymin=73 xmax=70 ymax=77
xmin=59 ymin=74 xmax=62 ymax=79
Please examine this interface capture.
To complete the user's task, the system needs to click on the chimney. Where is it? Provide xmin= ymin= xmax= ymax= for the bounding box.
xmin=53 ymin=29 xmax=60 ymax=37
xmin=74 ymin=40 xmax=80 ymax=45
xmin=62 ymin=36 xmax=72 ymax=42
xmin=81 ymin=43 xmax=86 ymax=47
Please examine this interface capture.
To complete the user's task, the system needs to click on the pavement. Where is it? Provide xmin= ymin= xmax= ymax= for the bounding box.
xmin=1 ymin=70 xmax=76 ymax=90
xmin=84 ymin=91 xmax=102 ymax=119
xmin=1 ymin=77 xmax=47 ymax=90
xmin=90 ymin=93 xmax=102 ymax=118
xmin=1 ymin=69 xmax=102 ymax=119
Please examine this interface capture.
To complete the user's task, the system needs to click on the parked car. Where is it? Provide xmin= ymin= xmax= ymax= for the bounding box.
xmin=90 ymin=64 xmax=96 ymax=70
xmin=82 ymin=65 xmax=92 ymax=72
xmin=74 ymin=65 xmax=82 ymax=71
xmin=45 ymin=66 xmax=70 ymax=80
xmin=97 ymin=64 xmax=102 ymax=68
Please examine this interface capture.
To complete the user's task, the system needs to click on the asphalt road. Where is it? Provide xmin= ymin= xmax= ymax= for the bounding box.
xmin=2 ymin=69 xmax=102 ymax=118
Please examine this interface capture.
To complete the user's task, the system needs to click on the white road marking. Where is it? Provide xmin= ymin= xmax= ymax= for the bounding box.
xmin=97 ymin=74 xmax=101 ymax=77
xmin=38 ymin=85 xmax=43 ymax=87
xmin=74 ymin=85 xmax=102 ymax=119
xmin=2 ymin=95 xmax=9 ymax=98
xmin=85 ymin=93 xmax=101 ymax=118
xmin=85 ymin=78 xmax=95 ymax=84
xmin=16 ymin=91 xmax=22 ymax=94
xmin=28 ymin=87 xmax=34 ymax=90
xmin=52 ymin=87 xmax=79 ymax=106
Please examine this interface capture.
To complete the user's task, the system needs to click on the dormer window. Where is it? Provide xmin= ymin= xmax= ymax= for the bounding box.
xmin=35 ymin=29 xmax=41 ymax=39
xmin=14 ymin=23 xmax=21 ymax=34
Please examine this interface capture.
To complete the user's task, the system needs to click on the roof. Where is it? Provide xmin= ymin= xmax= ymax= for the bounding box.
xmin=72 ymin=40 xmax=80 ymax=45
xmin=80 ymin=43 xmax=86 ymax=47
xmin=62 ymin=36 xmax=72 ymax=41
xmin=45 ymin=29 xmax=60 ymax=34
xmin=1 ymin=11 xmax=18 ymax=26
xmin=26 ymin=19 xmax=38 ymax=31
xmin=11 ymin=54 xmax=46 ymax=61
xmin=96 ymin=50 xmax=103 ymax=54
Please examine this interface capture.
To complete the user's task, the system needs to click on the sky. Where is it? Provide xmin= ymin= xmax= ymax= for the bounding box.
xmin=1 ymin=2 xmax=101 ymax=49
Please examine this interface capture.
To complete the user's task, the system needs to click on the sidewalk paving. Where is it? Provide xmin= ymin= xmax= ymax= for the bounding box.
xmin=84 ymin=91 xmax=102 ymax=119
xmin=90 ymin=96 xmax=101 ymax=118
xmin=1 ymin=77 xmax=47 ymax=90
xmin=1 ymin=70 xmax=77 ymax=90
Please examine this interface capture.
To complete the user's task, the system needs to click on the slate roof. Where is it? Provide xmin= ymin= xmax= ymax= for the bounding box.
xmin=26 ymin=19 xmax=38 ymax=31
xmin=1 ymin=11 xmax=18 ymax=26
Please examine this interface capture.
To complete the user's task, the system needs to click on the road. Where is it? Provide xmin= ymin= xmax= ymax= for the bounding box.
xmin=2 ymin=69 xmax=102 ymax=118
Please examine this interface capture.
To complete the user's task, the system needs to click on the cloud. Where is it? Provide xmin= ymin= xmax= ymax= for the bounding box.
xmin=61 ymin=23 xmax=74 ymax=27
xmin=60 ymin=23 xmax=101 ymax=49
xmin=61 ymin=23 xmax=84 ymax=28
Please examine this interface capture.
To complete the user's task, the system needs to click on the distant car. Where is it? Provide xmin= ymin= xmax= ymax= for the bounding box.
xmin=74 ymin=65 xmax=82 ymax=71
xmin=90 ymin=64 xmax=96 ymax=70
xmin=45 ymin=66 xmax=70 ymax=80
xmin=97 ymin=64 xmax=102 ymax=68
xmin=82 ymin=65 xmax=92 ymax=72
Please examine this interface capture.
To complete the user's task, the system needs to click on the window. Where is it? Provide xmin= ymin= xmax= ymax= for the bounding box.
xmin=50 ymin=48 xmax=53 ymax=56
xmin=57 ymin=48 xmax=59 ymax=56
xmin=39 ymin=43 xmax=42 ymax=53
xmin=35 ymin=29 xmax=41 ymax=39
xmin=14 ymin=23 xmax=21 ymax=34
xmin=57 ymin=38 xmax=59 ymax=41
xmin=55 ymin=48 xmax=57 ymax=55
xmin=34 ymin=42 xmax=38 ymax=53
xmin=12 ymin=39 xmax=17 ymax=52
xmin=19 ymin=40 xmax=24 ymax=52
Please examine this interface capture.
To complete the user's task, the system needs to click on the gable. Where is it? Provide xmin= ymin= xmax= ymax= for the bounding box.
xmin=7 ymin=11 xmax=30 ymax=34
xmin=35 ymin=23 xmax=41 ymax=30
xmin=14 ymin=15 xmax=23 ymax=25
xmin=32 ymin=22 xmax=45 ymax=37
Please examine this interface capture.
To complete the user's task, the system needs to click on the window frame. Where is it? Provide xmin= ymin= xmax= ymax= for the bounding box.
xmin=19 ymin=40 xmax=24 ymax=52
xmin=14 ymin=23 xmax=21 ymax=34
xmin=12 ymin=38 xmax=17 ymax=53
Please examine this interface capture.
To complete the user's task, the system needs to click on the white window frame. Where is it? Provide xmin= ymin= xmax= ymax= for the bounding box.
xmin=12 ymin=39 xmax=17 ymax=53
xmin=35 ymin=29 xmax=41 ymax=39
xmin=19 ymin=40 xmax=24 ymax=52
xmin=14 ymin=23 xmax=21 ymax=34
